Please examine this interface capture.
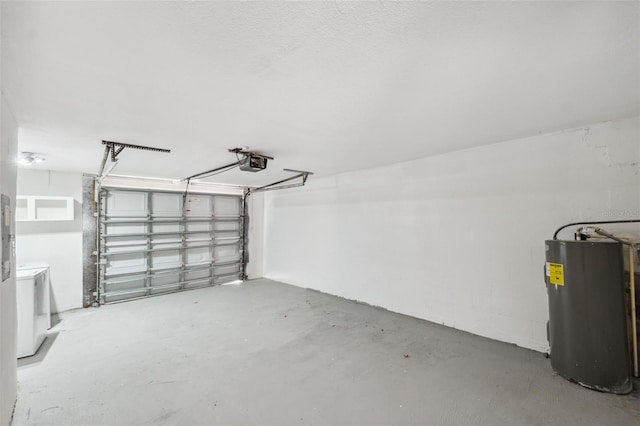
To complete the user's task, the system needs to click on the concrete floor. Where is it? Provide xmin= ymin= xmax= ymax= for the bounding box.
xmin=13 ymin=279 xmax=640 ymax=426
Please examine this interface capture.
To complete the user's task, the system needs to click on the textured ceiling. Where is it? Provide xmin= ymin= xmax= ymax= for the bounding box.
xmin=2 ymin=1 xmax=639 ymax=185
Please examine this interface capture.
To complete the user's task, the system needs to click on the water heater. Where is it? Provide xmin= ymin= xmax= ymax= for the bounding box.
xmin=545 ymin=240 xmax=632 ymax=394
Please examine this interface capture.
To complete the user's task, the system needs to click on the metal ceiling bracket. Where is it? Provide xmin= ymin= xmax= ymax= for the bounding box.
xmin=111 ymin=145 xmax=125 ymax=161
xmin=97 ymin=140 xmax=171 ymax=181
xmin=228 ymin=147 xmax=274 ymax=160
xmin=250 ymin=169 xmax=314 ymax=193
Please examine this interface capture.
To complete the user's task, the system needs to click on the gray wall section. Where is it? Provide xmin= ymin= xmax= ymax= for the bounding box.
xmin=1 ymin=11 xmax=19 ymax=423
xmin=15 ymin=169 xmax=82 ymax=235
xmin=1 ymin=96 xmax=19 ymax=424
xmin=82 ymin=174 xmax=97 ymax=307
xmin=15 ymin=170 xmax=84 ymax=313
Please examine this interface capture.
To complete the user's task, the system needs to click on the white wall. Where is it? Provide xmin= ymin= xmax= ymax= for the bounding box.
xmin=0 ymin=94 xmax=19 ymax=424
xmin=16 ymin=169 xmax=83 ymax=313
xmin=264 ymin=116 xmax=640 ymax=352
xmin=246 ymin=191 xmax=264 ymax=279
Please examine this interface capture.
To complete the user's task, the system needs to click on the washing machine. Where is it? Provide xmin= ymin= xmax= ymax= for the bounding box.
xmin=17 ymin=265 xmax=51 ymax=358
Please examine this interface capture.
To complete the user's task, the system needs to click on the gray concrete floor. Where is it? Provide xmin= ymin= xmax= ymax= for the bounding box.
xmin=13 ymin=279 xmax=640 ymax=426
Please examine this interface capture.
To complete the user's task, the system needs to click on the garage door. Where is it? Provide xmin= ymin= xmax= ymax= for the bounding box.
xmin=97 ymin=188 xmax=244 ymax=304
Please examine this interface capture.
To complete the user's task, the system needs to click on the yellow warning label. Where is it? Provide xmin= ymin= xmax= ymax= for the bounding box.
xmin=549 ymin=263 xmax=565 ymax=286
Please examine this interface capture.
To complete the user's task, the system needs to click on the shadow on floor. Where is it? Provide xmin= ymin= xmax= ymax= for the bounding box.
xmin=50 ymin=313 xmax=62 ymax=328
xmin=18 ymin=332 xmax=59 ymax=368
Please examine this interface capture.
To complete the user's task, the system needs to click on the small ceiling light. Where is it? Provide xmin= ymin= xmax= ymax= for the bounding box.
xmin=18 ymin=152 xmax=46 ymax=166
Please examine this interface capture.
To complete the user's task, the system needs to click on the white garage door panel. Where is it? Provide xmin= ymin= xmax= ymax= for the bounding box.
xmin=215 ymin=263 xmax=242 ymax=276
xmin=185 ymin=247 xmax=211 ymax=264
xmin=98 ymin=189 xmax=244 ymax=304
xmin=151 ymin=249 xmax=181 ymax=267
xmin=152 ymin=223 xmax=181 ymax=233
xmin=107 ymin=191 xmax=147 ymax=216
xmin=107 ymin=254 xmax=146 ymax=272
xmin=214 ymin=221 xmax=240 ymax=232
xmin=108 ymin=278 xmax=146 ymax=294
xmin=150 ymin=274 xmax=181 ymax=295
xmin=106 ymin=223 xmax=147 ymax=235
xmin=185 ymin=269 xmax=211 ymax=280
xmin=214 ymin=244 xmax=240 ymax=261
xmin=186 ymin=232 xmax=210 ymax=241
xmin=185 ymin=196 xmax=212 ymax=216
xmin=152 ymin=193 xmax=182 ymax=216
xmin=215 ymin=230 xmax=241 ymax=238
xmin=215 ymin=197 xmax=240 ymax=216
xmin=186 ymin=223 xmax=211 ymax=233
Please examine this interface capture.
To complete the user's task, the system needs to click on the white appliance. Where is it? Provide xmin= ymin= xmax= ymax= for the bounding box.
xmin=17 ymin=265 xmax=51 ymax=358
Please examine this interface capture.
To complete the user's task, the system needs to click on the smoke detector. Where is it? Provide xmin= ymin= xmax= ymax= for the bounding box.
xmin=18 ymin=152 xmax=46 ymax=165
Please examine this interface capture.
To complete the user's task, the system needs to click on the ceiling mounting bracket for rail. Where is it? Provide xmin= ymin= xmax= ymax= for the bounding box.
xmin=250 ymin=168 xmax=314 ymax=194
xmin=97 ymin=140 xmax=171 ymax=182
